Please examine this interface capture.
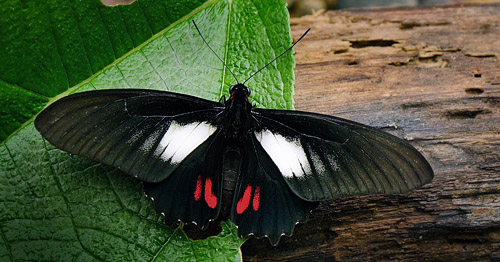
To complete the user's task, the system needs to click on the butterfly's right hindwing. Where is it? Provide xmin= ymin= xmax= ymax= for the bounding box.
xmin=35 ymin=89 xmax=223 ymax=183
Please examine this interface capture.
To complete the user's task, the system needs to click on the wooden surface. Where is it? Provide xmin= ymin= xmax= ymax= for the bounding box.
xmin=242 ymin=4 xmax=500 ymax=261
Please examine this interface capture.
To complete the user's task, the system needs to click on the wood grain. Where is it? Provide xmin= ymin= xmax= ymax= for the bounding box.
xmin=242 ymin=4 xmax=500 ymax=261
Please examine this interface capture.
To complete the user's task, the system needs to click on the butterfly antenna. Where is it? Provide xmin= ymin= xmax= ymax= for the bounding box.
xmin=243 ymin=28 xmax=311 ymax=85
xmin=192 ymin=20 xmax=240 ymax=84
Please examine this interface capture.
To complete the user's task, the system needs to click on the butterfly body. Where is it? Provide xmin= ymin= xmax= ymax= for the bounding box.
xmin=208 ymin=85 xmax=256 ymax=221
xmin=185 ymin=84 xmax=253 ymax=220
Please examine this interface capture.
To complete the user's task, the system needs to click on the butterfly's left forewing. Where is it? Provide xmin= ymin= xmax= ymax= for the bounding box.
xmin=252 ymin=108 xmax=434 ymax=202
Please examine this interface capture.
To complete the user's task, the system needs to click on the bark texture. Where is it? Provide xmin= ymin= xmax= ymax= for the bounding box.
xmin=242 ymin=4 xmax=500 ymax=261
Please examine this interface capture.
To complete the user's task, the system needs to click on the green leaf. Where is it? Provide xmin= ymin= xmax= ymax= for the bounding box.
xmin=0 ymin=0 xmax=295 ymax=260
xmin=0 ymin=0 xmax=209 ymax=142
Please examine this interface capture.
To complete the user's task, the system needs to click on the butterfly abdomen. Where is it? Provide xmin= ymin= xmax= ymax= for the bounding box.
xmin=220 ymin=145 xmax=242 ymax=219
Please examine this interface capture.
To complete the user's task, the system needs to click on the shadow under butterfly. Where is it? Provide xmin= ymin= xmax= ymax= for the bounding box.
xmin=35 ymin=21 xmax=434 ymax=245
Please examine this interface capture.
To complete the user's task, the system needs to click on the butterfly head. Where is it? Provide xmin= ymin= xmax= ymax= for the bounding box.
xmin=229 ymin=83 xmax=251 ymax=101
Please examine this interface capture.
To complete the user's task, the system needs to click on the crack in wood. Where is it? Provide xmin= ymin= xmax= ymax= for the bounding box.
xmin=445 ymin=108 xmax=490 ymax=119
xmin=399 ymin=21 xmax=451 ymax=30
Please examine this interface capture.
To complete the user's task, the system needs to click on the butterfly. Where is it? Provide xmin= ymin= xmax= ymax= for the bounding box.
xmin=34 ymin=21 xmax=433 ymax=245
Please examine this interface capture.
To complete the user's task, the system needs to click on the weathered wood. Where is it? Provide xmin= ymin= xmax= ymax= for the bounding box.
xmin=242 ymin=4 xmax=500 ymax=261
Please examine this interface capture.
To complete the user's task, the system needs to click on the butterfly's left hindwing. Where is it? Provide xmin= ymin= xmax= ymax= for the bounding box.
xmin=231 ymin=135 xmax=317 ymax=245
xmin=143 ymin=131 xmax=225 ymax=229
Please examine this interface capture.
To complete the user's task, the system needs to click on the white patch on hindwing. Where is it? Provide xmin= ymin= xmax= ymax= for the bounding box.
xmin=255 ymin=129 xmax=311 ymax=178
xmin=154 ymin=120 xmax=216 ymax=164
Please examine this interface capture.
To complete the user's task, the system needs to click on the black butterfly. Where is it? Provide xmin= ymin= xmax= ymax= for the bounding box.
xmin=34 ymin=21 xmax=433 ymax=245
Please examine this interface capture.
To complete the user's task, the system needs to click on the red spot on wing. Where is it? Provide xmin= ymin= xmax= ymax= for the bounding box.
xmin=204 ymin=178 xmax=217 ymax=208
xmin=236 ymin=185 xmax=252 ymax=214
xmin=252 ymin=186 xmax=261 ymax=211
xmin=194 ymin=175 xmax=202 ymax=201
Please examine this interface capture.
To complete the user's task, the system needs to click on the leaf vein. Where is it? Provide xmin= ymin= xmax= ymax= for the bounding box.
xmin=46 ymin=7 xmax=70 ymax=90
xmin=104 ymin=170 xmax=166 ymax=227
xmin=165 ymin=36 xmax=197 ymax=89
xmin=140 ymin=50 xmax=170 ymax=90
xmin=117 ymin=7 xmax=136 ymax=47
xmin=67 ymin=0 xmax=94 ymax=74
xmin=93 ymin=1 xmax=117 ymax=60
xmin=0 ymin=224 xmax=14 ymax=261
xmin=149 ymin=227 xmax=178 ymax=262
xmin=75 ymin=226 xmax=154 ymax=255
xmin=41 ymin=139 xmax=105 ymax=261
xmin=137 ymin=1 xmax=155 ymax=36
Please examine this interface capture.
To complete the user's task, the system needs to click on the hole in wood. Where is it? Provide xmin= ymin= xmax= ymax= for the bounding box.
xmin=445 ymin=109 xmax=488 ymax=119
xmin=390 ymin=55 xmax=448 ymax=68
xmin=350 ymin=40 xmax=399 ymax=48
xmin=465 ymin=88 xmax=484 ymax=95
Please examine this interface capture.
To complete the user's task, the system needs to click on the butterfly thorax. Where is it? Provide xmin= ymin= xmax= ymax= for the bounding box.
xmin=221 ymin=84 xmax=253 ymax=145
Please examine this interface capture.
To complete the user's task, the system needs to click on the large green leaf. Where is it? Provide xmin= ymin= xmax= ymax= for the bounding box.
xmin=0 ymin=0 xmax=208 ymax=141
xmin=0 ymin=0 xmax=295 ymax=260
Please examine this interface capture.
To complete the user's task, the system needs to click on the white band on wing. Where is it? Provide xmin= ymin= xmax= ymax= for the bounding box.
xmin=154 ymin=120 xmax=217 ymax=164
xmin=255 ymin=129 xmax=311 ymax=179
